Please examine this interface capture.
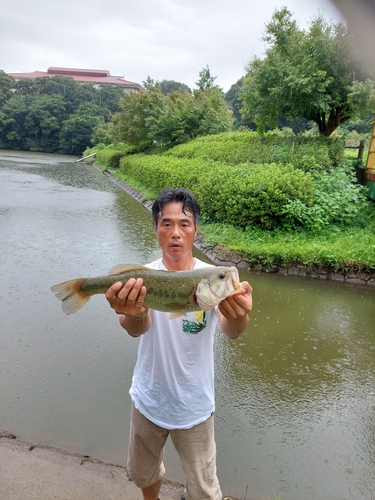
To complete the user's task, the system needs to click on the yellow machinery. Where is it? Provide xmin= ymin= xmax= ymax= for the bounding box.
xmin=365 ymin=121 xmax=375 ymax=200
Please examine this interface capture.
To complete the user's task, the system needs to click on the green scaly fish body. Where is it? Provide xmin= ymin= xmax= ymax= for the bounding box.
xmin=51 ymin=264 xmax=244 ymax=316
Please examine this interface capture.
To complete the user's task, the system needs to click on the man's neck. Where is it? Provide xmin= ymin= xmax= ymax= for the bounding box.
xmin=162 ymin=254 xmax=195 ymax=271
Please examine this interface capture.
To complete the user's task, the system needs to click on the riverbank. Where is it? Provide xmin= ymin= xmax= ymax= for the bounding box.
xmin=102 ymin=168 xmax=375 ymax=287
xmin=0 ymin=431 xmax=186 ymax=500
xmin=0 ymin=430 xmax=241 ymax=500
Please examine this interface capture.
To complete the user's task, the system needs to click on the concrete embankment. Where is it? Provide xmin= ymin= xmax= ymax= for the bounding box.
xmin=0 ymin=430 xmax=185 ymax=500
xmin=102 ymin=169 xmax=375 ymax=287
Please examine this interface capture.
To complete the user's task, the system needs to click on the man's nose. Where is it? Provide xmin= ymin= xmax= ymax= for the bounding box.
xmin=171 ymin=226 xmax=181 ymax=237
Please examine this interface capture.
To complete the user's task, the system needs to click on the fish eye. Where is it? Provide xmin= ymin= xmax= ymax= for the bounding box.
xmin=218 ymin=272 xmax=225 ymax=280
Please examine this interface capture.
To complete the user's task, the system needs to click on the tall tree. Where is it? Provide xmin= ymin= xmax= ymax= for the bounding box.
xmin=195 ymin=65 xmax=220 ymax=92
xmin=240 ymin=8 xmax=375 ymax=136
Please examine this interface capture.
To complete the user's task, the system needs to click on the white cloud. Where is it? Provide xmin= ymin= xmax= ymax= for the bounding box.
xmin=0 ymin=0 xmax=343 ymax=91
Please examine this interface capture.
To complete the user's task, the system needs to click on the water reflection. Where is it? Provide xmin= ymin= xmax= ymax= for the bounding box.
xmin=1 ymin=152 xmax=375 ymax=500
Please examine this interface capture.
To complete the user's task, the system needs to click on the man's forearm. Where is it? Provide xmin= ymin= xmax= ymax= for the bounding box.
xmin=219 ymin=314 xmax=249 ymax=339
xmin=119 ymin=312 xmax=151 ymax=337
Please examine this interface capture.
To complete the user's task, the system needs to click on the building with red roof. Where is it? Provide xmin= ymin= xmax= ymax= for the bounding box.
xmin=7 ymin=67 xmax=143 ymax=92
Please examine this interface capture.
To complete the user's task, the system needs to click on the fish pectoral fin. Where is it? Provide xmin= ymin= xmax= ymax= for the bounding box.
xmin=165 ymin=301 xmax=196 ymax=319
xmin=168 ymin=312 xmax=184 ymax=320
xmin=108 ymin=264 xmax=150 ymax=275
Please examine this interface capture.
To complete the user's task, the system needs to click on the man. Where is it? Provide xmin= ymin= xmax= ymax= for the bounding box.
xmin=106 ymin=188 xmax=252 ymax=500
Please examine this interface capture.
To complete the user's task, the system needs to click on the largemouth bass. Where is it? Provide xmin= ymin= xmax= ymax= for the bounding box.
xmin=51 ymin=264 xmax=245 ymax=316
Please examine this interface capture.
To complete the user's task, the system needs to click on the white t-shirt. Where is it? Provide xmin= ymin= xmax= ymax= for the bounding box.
xmin=129 ymin=258 xmax=218 ymax=430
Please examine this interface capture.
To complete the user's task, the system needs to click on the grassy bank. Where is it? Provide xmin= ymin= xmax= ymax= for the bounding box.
xmin=105 ymin=169 xmax=375 ymax=274
xmin=84 ymin=131 xmax=375 ymax=274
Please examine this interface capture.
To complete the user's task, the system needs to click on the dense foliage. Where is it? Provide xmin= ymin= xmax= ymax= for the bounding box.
xmin=0 ymin=71 xmax=125 ymax=154
xmin=240 ymin=8 xmax=375 ymax=136
xmin=102 ymin=131 xmax=370 ymax=234
xmin=159 ymin=80 xmax=192 ymax=95
xmin=110 ymin=71 xmax=233 ymax=147
xmin=117 ymin=153 xmax=314 ymax=230
xmin=164 ymin=130 xmax=344 ymax=171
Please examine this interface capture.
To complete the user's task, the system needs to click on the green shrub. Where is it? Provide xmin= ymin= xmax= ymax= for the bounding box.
xmin=120 ymin=154 xmax=314 ymax=230
xmin=195 ymin=163 xmax=314 ymax=230
xmin=164 ymin=131 xmax=344 ymax=171
xmin=96 ymin=149 xmax=124 ymax=168
xmin=119 ymin=154 xmax=206 ymax=192
xmin=286 ymin=165 xmax=371 ymax=231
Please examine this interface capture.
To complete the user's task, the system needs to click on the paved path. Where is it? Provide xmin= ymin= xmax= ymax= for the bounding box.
xmin=0 ymin=435 xmax=184 ymax=500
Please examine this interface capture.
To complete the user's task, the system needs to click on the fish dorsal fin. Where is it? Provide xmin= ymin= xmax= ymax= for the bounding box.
xmin=108 ymin=264 xmax=150 ymax=275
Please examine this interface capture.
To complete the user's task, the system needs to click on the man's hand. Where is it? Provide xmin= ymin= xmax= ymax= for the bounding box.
xmin=106 ymin=278 xmax=149 ymax=317
xmin=106 ymin=278 xmax=151 ymax=337
xmin=218 ymin=281 xmax=252 ymax=339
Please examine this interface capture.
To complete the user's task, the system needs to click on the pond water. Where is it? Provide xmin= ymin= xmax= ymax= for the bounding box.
xmin=0 ymin=151 xmax=374 ymax=500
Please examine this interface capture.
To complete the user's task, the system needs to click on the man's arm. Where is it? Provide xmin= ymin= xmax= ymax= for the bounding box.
xmin=217 ymin=281 xmax=252 ymax=339
xmin=105 ymin=278 xmax=151 ymax=337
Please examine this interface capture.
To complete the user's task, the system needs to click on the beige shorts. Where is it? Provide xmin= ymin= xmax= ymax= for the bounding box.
xmin=127 ymin=403 xmax=222 ymax=500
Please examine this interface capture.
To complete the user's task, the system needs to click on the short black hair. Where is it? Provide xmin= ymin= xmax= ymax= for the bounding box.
xmin=152 ymin=188 xmax=200 ymax=227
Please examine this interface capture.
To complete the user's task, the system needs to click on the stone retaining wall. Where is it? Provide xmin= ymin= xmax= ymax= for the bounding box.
xmin=102 ymin=169 xmax=375 ymax=287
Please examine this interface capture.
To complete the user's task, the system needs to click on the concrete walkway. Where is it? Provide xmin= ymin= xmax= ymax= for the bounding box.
xmin=0 ymin=433 xmax=184 ymax=500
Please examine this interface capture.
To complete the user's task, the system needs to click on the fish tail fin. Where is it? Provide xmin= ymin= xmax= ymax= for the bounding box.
xmin=51 ymin=278 xmax=90 ymax=315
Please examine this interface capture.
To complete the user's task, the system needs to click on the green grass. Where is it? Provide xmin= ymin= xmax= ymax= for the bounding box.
xmin=199 ymin=222 xmax=375 ymax=272
xmin=344 ymin=148 xmax=360 ymax=159
xmin=115 ymin=171 xmax=159 ymax=202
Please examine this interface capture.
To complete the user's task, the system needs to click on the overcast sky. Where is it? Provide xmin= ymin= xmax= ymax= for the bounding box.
xmin=1 ymin=0 xmax=343 ymax=92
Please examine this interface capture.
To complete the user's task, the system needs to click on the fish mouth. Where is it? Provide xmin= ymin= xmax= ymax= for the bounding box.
xmin=226 ymin=268 xmax=244 ymax=296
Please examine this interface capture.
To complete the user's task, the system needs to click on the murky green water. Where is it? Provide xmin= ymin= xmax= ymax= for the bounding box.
xmin=1 ymin=151 xmax=374 ymax=500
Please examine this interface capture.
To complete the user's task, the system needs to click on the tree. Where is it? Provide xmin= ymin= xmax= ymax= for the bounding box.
xmin=195 ymin=65 xmax=220 ymax=92
xmin=0 ymin=72 xmax=126 ymax=153
xmin=95 ymin=84 xmax=124 ymax=114
xmin=59 ymin=103 xmax=103 ymax=155
xmin=0 ymin=71 xmax=15 ymax=106
xmin=195 ymin=88 xmax=233 ymax=135
xmin=240 ymin=8 xmax=375 ymax=136
xmin=112 ymin=87 xmax=154 ymax=146
xmin=23 ymin=94 xmax=66 ymax=152
xmin=159 ymin=80 xmax=192 ymax=95
xmin=111 ymin=71 xmax=233 ymax=147
xmin=0 ymin=94 xmax=28 ymax=149
xmin=225 ymin=78 xmax=256 ymax=130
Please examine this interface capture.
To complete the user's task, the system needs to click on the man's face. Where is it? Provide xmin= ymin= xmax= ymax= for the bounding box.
xmin=154 ymin=201 xmax=197 ymax=262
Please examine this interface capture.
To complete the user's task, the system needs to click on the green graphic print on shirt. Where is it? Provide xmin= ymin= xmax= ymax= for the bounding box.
xmin=182 ymin=311 xmax=207 ymax=335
